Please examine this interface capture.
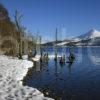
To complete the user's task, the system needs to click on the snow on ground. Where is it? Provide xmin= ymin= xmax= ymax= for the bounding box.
xmin=0 ymin=55 xmax=53 ymax=100
xmin=32 ymin=55 xmax=62 ymax=61
xmin=32 ymin=55 xmax=41 ymax=61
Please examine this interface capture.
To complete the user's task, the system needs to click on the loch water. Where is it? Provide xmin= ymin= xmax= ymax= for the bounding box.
xmin=23 ymin=47 xmax=100 ymax=100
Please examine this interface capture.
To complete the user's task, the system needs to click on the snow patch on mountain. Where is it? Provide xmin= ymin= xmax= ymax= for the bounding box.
xmin=57 ymin=41 xmax=69 ymax=46
xmin=76 ymin=29 xmax=100 ymax=40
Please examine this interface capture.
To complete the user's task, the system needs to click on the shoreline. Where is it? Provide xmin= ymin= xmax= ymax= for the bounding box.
xmin=0 ymin=55 xmax=53 ymax=100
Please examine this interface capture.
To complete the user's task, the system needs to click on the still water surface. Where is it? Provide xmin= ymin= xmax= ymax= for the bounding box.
xmin=23 ymin=47 xmax=100 ymax=100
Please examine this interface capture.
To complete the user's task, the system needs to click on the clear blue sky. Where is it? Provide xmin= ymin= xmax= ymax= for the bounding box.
xmin=1 ymin=0 xmax=100 ymax=42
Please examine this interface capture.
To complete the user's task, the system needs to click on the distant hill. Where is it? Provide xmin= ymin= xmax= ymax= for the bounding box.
xmin=43 ymin=29 xmax=100 ymax=46
xmin=42 ymin=40 xmax=62 ymax=46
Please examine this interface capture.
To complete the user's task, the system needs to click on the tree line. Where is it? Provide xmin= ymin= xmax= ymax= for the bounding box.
xmin=0 ymin=3 xmax=40 ymax=58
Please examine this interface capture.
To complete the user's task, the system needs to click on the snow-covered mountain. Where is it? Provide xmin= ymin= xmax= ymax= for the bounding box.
xmin=75 ymin=29 xmax=100 ymax=40
xmin=43 ymin=29 xmax=100 ymax=46
xmin=71 ymin=28 xmax=100 ymax=46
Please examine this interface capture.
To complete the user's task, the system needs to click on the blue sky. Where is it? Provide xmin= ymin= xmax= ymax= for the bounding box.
xmin=1 ymin=0 xmax=100 ymax=42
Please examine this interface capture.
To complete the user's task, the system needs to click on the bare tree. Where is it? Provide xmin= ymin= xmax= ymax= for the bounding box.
xmin=14 ymin=10 xmax=23 ymax=58
xmin=54 ymin=28 xmax=58 ymax=61
xmin=39 ymin=35 xmax=42 ymax=58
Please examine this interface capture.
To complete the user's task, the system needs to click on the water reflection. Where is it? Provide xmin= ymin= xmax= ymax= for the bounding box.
xmin=33 ymin=60 xmax=49 ymax=72
xmin=23 ymin=47 xmax=100 ymax=100
xmin=34 ymin=61 xmax=41 ymax=72
xmin=87 ymin=47 xmax=100 ymax=65
xmin=67 ymin=62 xmax=73 ymax=77
xmin=59 ymin=61 xmax=65 ymax=68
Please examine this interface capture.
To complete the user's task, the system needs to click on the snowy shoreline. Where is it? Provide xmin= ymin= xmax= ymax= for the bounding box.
xmin=0 ymin=55 xmax=53 ymax=100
